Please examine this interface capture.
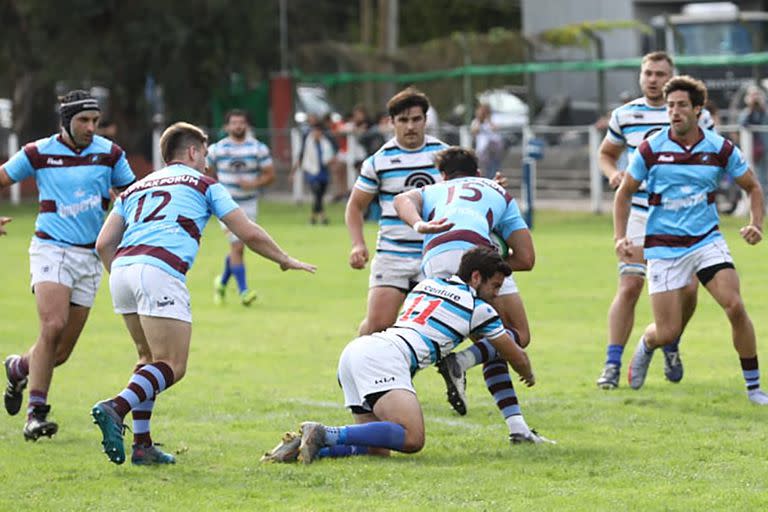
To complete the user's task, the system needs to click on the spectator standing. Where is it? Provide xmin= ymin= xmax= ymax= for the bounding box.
xmin=471 ymin=104 xmax=504 ymax=179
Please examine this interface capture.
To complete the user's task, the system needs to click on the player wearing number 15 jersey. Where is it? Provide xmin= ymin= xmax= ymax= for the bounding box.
xmin=261 ymin=247 xmax=535 ymax=464
xmin=394 ymin=147 xmax=550 ymax=444
xmin=91 ymin=122 xmax=316 ymax=466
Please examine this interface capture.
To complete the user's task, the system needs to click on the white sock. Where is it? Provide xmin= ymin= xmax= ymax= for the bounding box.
xmin=506 ymin=414 xmax=531 ymax=435
xmin=455 ymin=349 xmax=477 ymax=372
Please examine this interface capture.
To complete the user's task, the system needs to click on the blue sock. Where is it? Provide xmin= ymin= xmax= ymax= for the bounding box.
xmin=231 ymin=264 xmax=247 ymax=293
xmin=606 ymin=344 xmax=624 ymax=366
xmin=323 ymin=422 xmax=406 ymax=451
xmin=221 ymin=256 xmax=232 ymax=285
xmin=317 ymin=445 xmax=370 ymax=458
xmin=483 ymin=358 xmax=520 ymax=418
xmin=662 ymin=338 xmax=681 ymax=354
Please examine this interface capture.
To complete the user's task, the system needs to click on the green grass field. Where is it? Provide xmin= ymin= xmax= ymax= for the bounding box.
xmin=1 ymin=201 xmax=767 ymax=511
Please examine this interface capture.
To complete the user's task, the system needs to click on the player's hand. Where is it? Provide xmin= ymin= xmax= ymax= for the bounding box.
xmin=608 ymin=171 xmax=624 ymax=189
xmin=614 ymin=237 xmax=633 ymax=258
xmin=413 ymin=218 xmax=454 ymax=234
xmin=279 ymin=256 xmax=317 ymax=273
xmin=349 ymin=243 xmax=369 ymax=269
xmin=740 ymin=224 xmax=763 ymax=245
xmin=519 ymin=372 xmax=535 ymax=387
xmin=492 ymin=172 xmax=508 ymax=188
xmin=0 ymin=217 xmax=11 ymax=236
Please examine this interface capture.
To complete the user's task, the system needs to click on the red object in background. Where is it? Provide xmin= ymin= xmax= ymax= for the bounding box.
xmin=269 ymin=74 xmax=293 ymax=168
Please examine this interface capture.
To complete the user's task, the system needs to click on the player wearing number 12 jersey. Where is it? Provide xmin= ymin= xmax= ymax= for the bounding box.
xmin=262 ymin=247 xmax=535 ymax=464
xmin=91 ymin=122 xmax=315 ymax=465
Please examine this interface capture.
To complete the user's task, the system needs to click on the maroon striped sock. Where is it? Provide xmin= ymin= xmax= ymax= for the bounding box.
xmin=27 ymin=389 xmax=47 ymax=419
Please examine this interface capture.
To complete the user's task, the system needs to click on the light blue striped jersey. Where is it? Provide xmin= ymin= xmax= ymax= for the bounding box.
xmin=606 ymin=97 xmax=714 ymax=209
xmin=384 ymin=275 xmax=505 ymax=371
xmin=206 ymin=136 xmax=272 ymax=202
xmin=355 ymin=135 xmax=448 ymax=258
xmin=110 ymin=164 xmax=239 ymax=282
xmin=627 ymin=127 xmax=747 ymax=260
xmin=3 ymin=134 xmax=135 ymax=248
xmin=420 ymin=176 xmax=527 ymax=267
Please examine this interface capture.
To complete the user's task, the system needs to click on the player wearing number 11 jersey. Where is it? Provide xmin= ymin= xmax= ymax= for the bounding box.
xmin=262 ymin=247 xmax=535 ymax=464
xmin=394 ymin=147 xmax=549 ymax=444
xmin=91 ymin=122 xmax=315 ymax=465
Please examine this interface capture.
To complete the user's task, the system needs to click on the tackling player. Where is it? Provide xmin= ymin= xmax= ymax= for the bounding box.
xmin=91 ymin=122 xmax=315 ymax=465
xmin=262 ymin=247 xmax=536 ymax=464
xmin=0 ymin=90 xmax=136 ymax=441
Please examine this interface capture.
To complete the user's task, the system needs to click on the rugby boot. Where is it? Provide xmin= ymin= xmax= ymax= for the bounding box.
xmin=662 ymin=349 xmax=684 ymax=383
xmin=436 ymin=353 xmax=468 ymax=415
xmin=596 ymin=363 xmax=620 ymax=390
xmin=23 ymin=405 xmax=58 ymax=441
xmin=91 ymin=400 xmax=126 ymax=465
xmin=131 ymin=443 xmax=176 ymax=465
xmin=628 ymin=337 xmax=655 ymax=390
xmin=509 ymin=428 xmax=556 ymax=445
xmin=240 ymin=289 xmax=257 ymax=306
xmin=261 ymin=431 xmax=301 ymax=463
xmin=298 ymin=422 xmax=326 ymax=465
xmin=4 ymin=355 xmax=27 ymax=416
xmin=213 ymin=275 xmax=226 ymax=305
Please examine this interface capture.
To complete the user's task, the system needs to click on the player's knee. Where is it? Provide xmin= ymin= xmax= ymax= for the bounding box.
xmin=655 ymin=326 xmax=682 ymax=346
xmin=38 ymin=316 xmax=67 ymax=340
xmin=617 ymin=278 xmax=644 ymax=302
xmin=401 ymin=431 xmax=425 ymax=453
xmin=723 ymin=297 xmax=747 ymax=323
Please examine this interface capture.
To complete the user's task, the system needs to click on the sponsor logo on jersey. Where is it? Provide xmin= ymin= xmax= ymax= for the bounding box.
xmin=46 ymin=157 xmax=64 ymax=166
xmin=58 ymin=194 xmax=102 ymax=218
xmin=390 ymin=158 xmax=402 ymax=164
xmin=374 ymin=376 xmax=395 ymax=385
xmin=404 ymin=172 xmax=436 ymax=189
xmin=657 ymin=154 xmax=675 ymax=163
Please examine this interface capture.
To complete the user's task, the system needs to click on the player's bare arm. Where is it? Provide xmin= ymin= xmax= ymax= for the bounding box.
xmin=487 ymin=331 xmax=535 ymax=387
xmin=345 ymin=188 xmax=376 ymax=269
xmin=0 ymin=166 xmax=14 ymax=189
xmin=613 ymin=173 xmax=642 ymax=258
xmin=735 ymin=170 xmax=765 ymax=245
xmin=504 ymin=229 xmax=535 ymax=271
xmin=221 ymin=208 xmax=316 ymax=273
xmin=394 ymin=190 xmax=453 ymax=234
xmin=96 ymin=213 xmax=128 ymax=271
xmin=599 ymin=139 xmax=626 ymax=189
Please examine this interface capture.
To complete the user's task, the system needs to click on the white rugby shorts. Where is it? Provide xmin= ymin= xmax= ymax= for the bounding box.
xmin=422 ymin=249 xmax=519 ymax=295
xmin=369 ymin=252 xmax=423 ymax=290
xmin=219 ymin=198 xmax=258 ymax=243
xmin=29 ymin=239 xmax=102 ymax=307
xmin=647 ymin=239 xmax=734 ymax=294
xmin=110 ymin=263 xmax=192 ymax=322
xmin=337 ymin=334 xmax=416 ymax=412
xmin=627 ymin=208 xmax=648 ymax=248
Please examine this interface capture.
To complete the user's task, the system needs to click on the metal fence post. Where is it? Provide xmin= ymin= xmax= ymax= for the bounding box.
xmin=291 ymin=127 xmax=304 ymax=203
xmin=588 ymin=124 xmax=602 ymax=214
